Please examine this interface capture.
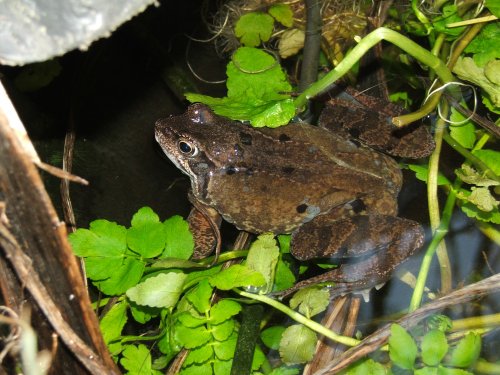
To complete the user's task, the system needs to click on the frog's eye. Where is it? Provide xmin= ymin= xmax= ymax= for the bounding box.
xmin=178 ymin=140 xmax=198 ymax=157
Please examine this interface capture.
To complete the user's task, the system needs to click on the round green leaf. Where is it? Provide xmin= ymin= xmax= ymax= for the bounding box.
xmin=389 ymin=324 xmax=417 ymax=370
xmin=422 ymin=330 xmax=449 ymax=366
xmin=126 ymin=272 xmax=187 ymax=308
xmin=448 ymin=332 xmax=481 ymax=368
xmin=279 ymin=324 xmax=316 ymax=364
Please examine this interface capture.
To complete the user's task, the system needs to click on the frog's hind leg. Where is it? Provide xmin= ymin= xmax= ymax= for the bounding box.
xmin=287 ymin=214 xmax=425 ymax=296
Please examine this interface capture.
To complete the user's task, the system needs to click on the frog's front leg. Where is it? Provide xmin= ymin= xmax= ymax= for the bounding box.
xmin=289 ymin=213 xmax=424 ymax=296
xmin=187 ymin=193 xmax=222 ymax=259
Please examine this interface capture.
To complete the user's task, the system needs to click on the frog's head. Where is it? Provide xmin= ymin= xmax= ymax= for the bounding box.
xmin=155 ymin=103 xmax=243 ymax=194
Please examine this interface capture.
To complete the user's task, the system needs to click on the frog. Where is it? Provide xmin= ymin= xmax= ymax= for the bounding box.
xmin=155 ymin=99 xmax=434 ymax=297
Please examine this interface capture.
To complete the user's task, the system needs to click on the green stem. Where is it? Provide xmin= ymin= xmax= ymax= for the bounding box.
xmin=451 ymin=312 xmax=500 ymax=331
xmin=428 ymin=102 xmax=453 ymax=296
xmin=234 ymin=289 xmax=360 ymax=347
xmin=293 ymin=27 xmax=455 ymax=116
xmin=409 ymin=178 xmax=457 ymax=311
xmin=474 ymin=359 xmax=500 ymax=375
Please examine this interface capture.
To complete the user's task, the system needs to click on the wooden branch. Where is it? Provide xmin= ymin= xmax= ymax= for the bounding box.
xmin=314 ymin=273 xmax=500 ymax=374
xmin=0 ymin=82 xmax=119 ymax=374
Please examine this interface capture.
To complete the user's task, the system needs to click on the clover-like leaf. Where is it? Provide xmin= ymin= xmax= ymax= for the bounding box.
xmin=120 ymin=344 xmax=162 ymax=375
xmin=290 ymin=286 xmax=329 ymax=318
xmin=269 ymin=4 xmax=293 ymax=27
xmin=389 ymin=324 xmax=417 ymax=370
xmin=100 ymin=300 xmax=128 ymax=355
xmin=421 ymin=329 xmax=448 ymax=366
xmin=209 ymin=264 xmax=265 ymax=290
xmin=448 ymin=332 xmax=481 ymax=368
xmin=127 ymin=207 xmax=166 ymax=258
xmin=162 ymin=215 xmax=194 ymax=259
xmin=235 ymin=12 xmax=274 ymax=47
xmin=261 ymin=326 xmax=286 ymax=350
xmin=209 ymin=299 xmax=242 ymax=324
xmin=279 ymin=324 xmax=316 ymax=364
xmin=246 ymin=233 xmax=279 ymax=293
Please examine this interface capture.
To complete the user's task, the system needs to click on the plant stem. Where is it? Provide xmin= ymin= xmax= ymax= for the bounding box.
xmin=298 ymin=0 xmax=322 ymax=93
xmin=429 ymin=102 xmax=453 ymax=296
xmin=234 ymin=289 xmax=360 ymax=347
xmin=475 ymin=359 xmax=500 ymax=375
xmin=409 ymin=175 xmax=457 ymax=311
xmin=450 ymin=312 xmax=500 ymax=331
xmin=293 ymin=27 xmax=455 ymax=115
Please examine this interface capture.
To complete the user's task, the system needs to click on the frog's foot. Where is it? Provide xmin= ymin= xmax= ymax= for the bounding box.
xmin=286 ymin=214 xmax=424 ymax=297
xmin=319 ymin=94 xmax=435 ymax=159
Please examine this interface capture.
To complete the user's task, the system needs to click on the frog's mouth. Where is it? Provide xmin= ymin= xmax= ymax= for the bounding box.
xmin=154 ymin=124 xmax=190 ymax=176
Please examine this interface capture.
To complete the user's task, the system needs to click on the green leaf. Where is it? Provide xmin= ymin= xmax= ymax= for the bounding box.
xmin=235 ymin=12 xmax=274 ymax=47
xmin=460 ymin=201 xmax=500 ymax=224
xmin=186 ymin=47 xmax=294 ymax=128
xmin=448 ymin=332 xmax=481 ymax=368
xmin=408 ymin=164 xmax=450 ymax=186
xmin=345 ymin=358 xmax=387 ymax=375
xmin=250 ymin=99 xmax=296 ymax=127
xmin=289 ymin=286 xmax=330 ymax=318
xmin=69 ymin=219 xmax=145 ymax=295
xmin=278 ymin=235 xmax=291 ymax=253
xmin=246 ymin=233 xmax=279 ymax=293
xmin=269 ymin=4 xmax=293 ymax=27
xmin=127 ymin=207 xmax=166 ymax=258
xmin=389 ymin=324 xmax=417 ymax=370
xmin=268 ymin=367 xmax=300 ymax=375
xmin=213 ymin=332 xmax=238 ymax=360
xmin=126 ymin=272 xmax=187 ymax=308
xmin=274 ymin=258 xmax=296 ymax=291
xmin=186 ymin=278 xmax=213 ymax=314
xmin=179 ymin=363 xmax=213 ymax=375
xmin=213 ymin=360 xmax=232 ymax=375
xmin=177 ymin=312 xmax=207 ymax=328
xmin=472 ymin=149 xmax=500 ymax=175
xmin=428 ymin=314 xmax=453 ymax=332
xmin=129 ymin=301 xmax=159 ymax=324
xmin=464 ymin=22 xmax=500 ymax=66
xmin=120 ymin=344 xmax=162 ymax=375
xmin=455 ymin=164 xmax=499 ymax=187
xmin=212 ymin=319 xmax=235 ymax=341
xmin=210 ymin=299 xmax=242 ymax=324
xmin=279 ymin=324 xmax=316 ymax=364
xmin=85 ymin=254 xmax=145 ymax=296
xmin=69 ymin=219 xmax=127 ymax=257
xmin=228 ymin=47 xmax=290 ymax=99
xmin=100 ymin=300 xmax=127 ymax=355
xmin=436 ymin=367 xmax=474 ymax=375
xmin=465 ymin=187 xmax=498 ymax=211
xmin=252 ymin=345 xmax=266 ymax=371
xmin=449 ymin=108 xmax=476 ymax=149
xmin=162 ymin=215 xmax=194 ymax=259
xmin=486 ymin=0 xmax=500 ymax=17
xmin=209 ymin=264 xmax=266 ymax=290
xmin=453 ymin=57 xmax=500 ymax=107
xmin=432 ymin=5 xmax=465 ymax=38
xmin=261 ymin=326 xmax=286 ymax=350
xmin=421 ymin=330 xmax=449 ymax=366
xmin=175 ymin=324 xmax=211 ymax=349
xmin=414 ymin=367 xmax=438 ymax=375
xmin=184 ymin=345 xmax=214 ymax=366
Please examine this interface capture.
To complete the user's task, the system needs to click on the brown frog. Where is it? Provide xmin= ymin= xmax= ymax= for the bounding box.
xmin=155 ymin=100 xmax=434 ymax=297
